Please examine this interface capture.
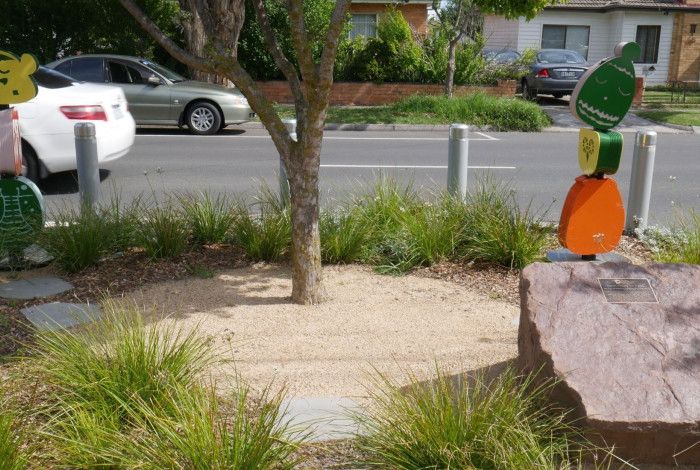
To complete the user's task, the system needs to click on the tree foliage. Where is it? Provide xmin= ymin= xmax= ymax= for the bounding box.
xmin=0 ymin=0 xmax=183 ymax=70
xmin=237 ymin=0 xmax=338 ymax=80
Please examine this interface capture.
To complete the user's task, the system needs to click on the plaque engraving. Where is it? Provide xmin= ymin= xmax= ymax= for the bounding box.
xmin=598 ymin=278 xmax=658 ymax=303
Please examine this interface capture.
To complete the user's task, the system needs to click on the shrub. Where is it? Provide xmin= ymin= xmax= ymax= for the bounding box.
xmin=355 ymin=367 xmax=620 ymax=469
xmin=637 ymin=210 xmax=700 ymax=264
xmin=460 ymin=178 xmax=549 ymax=269
xmin=337 ymin=7 xmax=425 ymax=83
xmin=391 ymin=93 xmax=551 ymax=131
xmin=454 ymin=36 xmax=487 ymax=85
xmin=231 ymin=188 xmax=291 ymax=262
xmin=179 ymin=192 xmax=237 ymax=245
xmin=138 ymin=204 xmax=189 ymax=258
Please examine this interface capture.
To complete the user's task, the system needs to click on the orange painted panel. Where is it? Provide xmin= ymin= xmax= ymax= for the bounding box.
xmin=558 ymin=176 xmax=625 ymax=255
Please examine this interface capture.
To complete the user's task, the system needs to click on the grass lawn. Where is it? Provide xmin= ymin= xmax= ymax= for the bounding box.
xmin=643 ymin=89 xmax=700 ymax=106
xmin=636 ymin=109 xmax=700 ymax=126
xmin=272 ymin=93 xmax=552 ymax=131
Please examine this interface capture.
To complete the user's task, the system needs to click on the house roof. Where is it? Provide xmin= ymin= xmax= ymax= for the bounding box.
xmin=546 ymin=0 xmax=700 ymax=12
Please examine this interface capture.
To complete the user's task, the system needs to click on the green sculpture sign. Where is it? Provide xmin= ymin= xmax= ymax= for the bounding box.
xmin=0 ymin=50 xmax=43 ymax=258
xmin=0 ymin=177 xmax=44 ymax=251
xmin=570 ymin=42 xmax=640 ymax=131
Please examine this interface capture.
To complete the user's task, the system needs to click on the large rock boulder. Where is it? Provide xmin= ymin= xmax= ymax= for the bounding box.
xmin=519 ymin=262 xmax=700 ymax=465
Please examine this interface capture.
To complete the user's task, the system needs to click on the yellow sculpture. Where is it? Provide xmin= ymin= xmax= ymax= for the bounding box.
xmin=0 ymin=51 xmax=38 ymax=104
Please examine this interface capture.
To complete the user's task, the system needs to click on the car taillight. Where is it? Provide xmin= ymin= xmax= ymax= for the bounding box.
xmin=536 ymin=68 xmax=550 ymax=78
xmin=60 ymin=105 xmax=108 ymax=121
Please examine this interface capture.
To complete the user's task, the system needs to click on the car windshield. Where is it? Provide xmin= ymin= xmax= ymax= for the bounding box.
xmin=537 ymin=50 xmax=586 ymax=64
xmin=139 ymin=59 xmax=186 ymax=82
xmin=33 ymin=67 xmax=76 ymax=89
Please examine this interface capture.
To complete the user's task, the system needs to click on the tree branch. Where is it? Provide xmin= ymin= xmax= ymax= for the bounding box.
xmin=118 ymin=0 xmax=293 ymax=160
xmin=250 ymin=0 xmax=304 ymax=103
xmin=317 ymin=0 xmax=351 ymax=93
xmin=118 ymin=0 xmax=211 ymax=72
xmin=287 ymin=0 xmax=316 ymax=86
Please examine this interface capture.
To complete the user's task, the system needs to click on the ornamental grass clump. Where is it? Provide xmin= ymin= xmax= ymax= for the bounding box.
xmin=40 ymin=195 xmax=141 ymax=272
xmin=320 ymin=207 xmax=372 ymax=264
xmin=460 ymin=178 xmax=549 ymax=269
xmin=179 ymin=191 xmax=237 ymax=245
xmin=115 ymin=384 xmax=306 ymax=469
xmin=138 ymin=204 xmax=190 ymax=258
xmin=355 ymin=367 xmax=622 ymax=470
xmin=0 ymin=401 xmax=29 ymax=470
xmin=30 ymin=301 xmax=305 ymax=468
xmin=231 ymin=186 xmax=291 ymax=262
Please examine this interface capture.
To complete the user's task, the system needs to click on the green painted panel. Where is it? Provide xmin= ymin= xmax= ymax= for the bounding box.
xmin=570 ymin=42 xmax=640 ymax=131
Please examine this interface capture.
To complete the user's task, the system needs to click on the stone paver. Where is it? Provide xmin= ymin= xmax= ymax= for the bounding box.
xmin=0 ymin=244 xmax=54 ymax=270
xmin=21 ymin=302 xmax=101 ymax=331
xmin=0 ymin=277 xmax=73 ymax=300
xmin=282 ymin=397 xmax=361 ymax=441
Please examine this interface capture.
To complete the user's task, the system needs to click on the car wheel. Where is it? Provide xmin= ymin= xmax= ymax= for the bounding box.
xmin=522 ymin=81 xmax=536 ymax=101
xmin=21 ymin=141 xmax=39 ymax=183
xmin=186 ymin=102 xmax=222 ymax=135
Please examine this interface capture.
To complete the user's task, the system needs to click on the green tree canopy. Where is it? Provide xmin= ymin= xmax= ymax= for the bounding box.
xmin=0 ymin=0 xmax=183 ymax=70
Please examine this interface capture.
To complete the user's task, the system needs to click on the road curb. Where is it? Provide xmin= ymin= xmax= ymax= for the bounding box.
xmin=240 ymin=122 xmax=494 ymax=132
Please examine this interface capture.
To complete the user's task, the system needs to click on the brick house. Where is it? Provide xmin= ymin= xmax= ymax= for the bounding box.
xmin=349 ymin=0 xmax=432 ymax=37
xmin=483 ymin=0 xmax=700 ymax=84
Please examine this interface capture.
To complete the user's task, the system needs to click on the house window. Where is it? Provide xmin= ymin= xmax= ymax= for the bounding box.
xmin=541 ymin=25 xmax=590 ymax=59
xmin=350 ymin=14 xmax=377 ymax=39
xmin=635 ymin=25 xmax=661 ymax=63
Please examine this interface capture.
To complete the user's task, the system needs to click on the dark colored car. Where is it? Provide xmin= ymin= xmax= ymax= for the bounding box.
xmin=47 ymin=54 xmax=254 ymax=135
xmin=482 ymin=48 xmax=521 ymax=65
xmin=521 ymin=49 xmax=589 ymax=100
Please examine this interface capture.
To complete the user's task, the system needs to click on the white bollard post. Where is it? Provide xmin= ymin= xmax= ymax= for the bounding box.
xmin=74 ymin=122 xmax=100 ymax=211
xmin=625 ymin=130 xmax=657 ymax=234
xmin=447 ymin=124 xmax=469 ymax=199
xmin=280 ymin=119 xmax=296 ymax=206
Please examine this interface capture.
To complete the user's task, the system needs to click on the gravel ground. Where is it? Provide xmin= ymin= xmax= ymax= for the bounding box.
xmin=123 ymin=263 xmax=520 ymax=398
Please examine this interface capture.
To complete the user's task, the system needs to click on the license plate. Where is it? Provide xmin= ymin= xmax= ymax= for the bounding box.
xmin=112 ymin=104 xmax=124 ymax=119
xmin=560 ymin=71 xmax=576 ymax=78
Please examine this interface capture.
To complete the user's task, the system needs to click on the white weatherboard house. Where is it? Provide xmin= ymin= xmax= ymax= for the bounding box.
xmin=484 ymin=0 xmax=700 ymax=85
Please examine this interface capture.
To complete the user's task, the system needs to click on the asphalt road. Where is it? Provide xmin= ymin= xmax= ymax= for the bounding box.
xmin=40 ymin=127 xmax=699 ymax=226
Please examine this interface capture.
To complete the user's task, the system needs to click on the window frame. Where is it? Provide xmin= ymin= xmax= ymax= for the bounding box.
xmin=635 ymin=25 xmax=661 ymax=64
xmin=350 ymin=13 xmax=379 ymax=39
xmin=541 ymin=24 xmax=591 ymax=59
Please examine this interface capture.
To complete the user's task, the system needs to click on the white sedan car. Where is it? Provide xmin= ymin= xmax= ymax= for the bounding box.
xmin=13 ymin=67 xmax=135 ymax=182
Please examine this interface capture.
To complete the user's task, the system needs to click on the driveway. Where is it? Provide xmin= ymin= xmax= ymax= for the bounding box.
xmin=535 ymin=96 xmax=689 ymax=134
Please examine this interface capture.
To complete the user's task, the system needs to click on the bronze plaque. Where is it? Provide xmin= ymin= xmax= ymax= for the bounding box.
xmin=598 ymin=278 xmax=658 ymax=303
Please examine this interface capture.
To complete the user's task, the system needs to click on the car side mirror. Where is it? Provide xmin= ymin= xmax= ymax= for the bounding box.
xmin=147 ymin=74 xmax=162 ymax=86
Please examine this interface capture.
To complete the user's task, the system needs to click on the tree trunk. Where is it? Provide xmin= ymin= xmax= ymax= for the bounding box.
xmin=287 ymin=142 xmax=324 ymax=305
xmin=445 ymin=39 xmax=458 ymax=98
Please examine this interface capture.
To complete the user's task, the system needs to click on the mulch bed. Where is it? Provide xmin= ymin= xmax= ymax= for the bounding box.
xmin=0 ymin=236 xmax=655 ymax=359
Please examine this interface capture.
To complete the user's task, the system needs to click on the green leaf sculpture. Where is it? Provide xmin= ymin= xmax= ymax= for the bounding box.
xmin=570 ymin=42 xmax=641 ymax=130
